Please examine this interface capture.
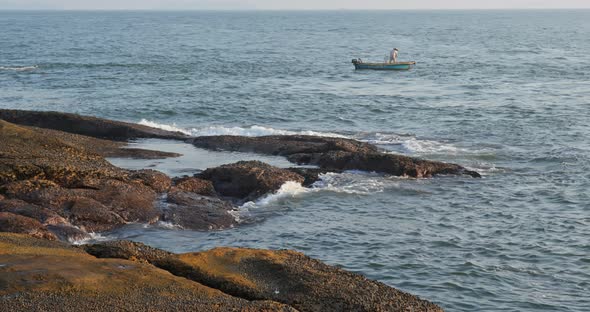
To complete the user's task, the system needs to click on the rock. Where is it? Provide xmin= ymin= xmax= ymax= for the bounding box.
xmin=199 ymin=161 xmax=305 ymax=201
xmin=173 ymin=176 xmax=216 ymax=195
xmin=130 ymin=169 xmax=172 ymax=193
xmin=0 ymin=119 xmax=126 ymax=187
xmin=0 ymin=212 xmax=57 ymax=240
xmin=84 ymin=240 xmax=173 ymax=263
xmin=163 ymin=189 xmax=238 ymax=230
xmin=85 ymin=241 xmax=444 ymax=312
xmin=68 ymin=197 xmax=127 ymax=232
xmin=46 ymin=224 xmax=92 ymax=242
xmin=191 ymin=135 xmax=377 ymax=155
xmin=0 ymin=198 xmax=67 ymax=226
xmin=0 ymin=109 xmax=189 ymax=141
xmin=174 ymin=247 xmax=444 ymax=312
xmin=8 ymin=180 xmax=160 ymax=228
xmin=287 ymin=168 xmax=338 ymax=187
xmin=288 ymin=151 xmax=482 ymax=178
xmin=31 ymin=126 xmax=181 ymax=159
xmin=191 ymin=135 xmax=480 ymax=178
xmin=0 ymin=233 xmax=294 ymax=311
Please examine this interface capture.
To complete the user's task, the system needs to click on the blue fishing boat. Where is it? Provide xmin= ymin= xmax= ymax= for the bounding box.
xmin=352 ymin=59 xmax=416 ymax=70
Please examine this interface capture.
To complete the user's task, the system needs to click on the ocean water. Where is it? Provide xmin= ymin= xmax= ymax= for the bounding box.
xmin=1 ymin=10 xmax=589 ymax=311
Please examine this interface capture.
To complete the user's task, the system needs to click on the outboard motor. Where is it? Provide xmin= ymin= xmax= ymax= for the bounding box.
xmin=352 ymin=59 xmax=359 ymax=65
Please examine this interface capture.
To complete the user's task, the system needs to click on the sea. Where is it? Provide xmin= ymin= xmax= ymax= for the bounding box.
xmin=1 ymin=10 xmax=589 ymax=311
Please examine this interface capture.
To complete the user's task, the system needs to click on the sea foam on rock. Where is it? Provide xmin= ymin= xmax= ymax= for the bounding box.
xmin=191 ymin=135 xmax=481 ymax=178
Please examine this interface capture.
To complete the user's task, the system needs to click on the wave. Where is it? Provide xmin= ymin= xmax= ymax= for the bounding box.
xmin=138 ymin=119 xmax=347 ymax=138
xmin=0 ymin=65 xmax=38 ymax=72
xmin=240 ymin=181 xmax=310 ymax=210
xmin=356 ymin=132 xmax=465 ymax=154
xmin=238 ymin=172 xmax=400 ymax=212
xmin=70 ymin=232 xmax=110 ymax=245
xmin=138 ymin=119 xmax=191 ymax=135
xmin=138 ymin=120 xmax=480 ymax=155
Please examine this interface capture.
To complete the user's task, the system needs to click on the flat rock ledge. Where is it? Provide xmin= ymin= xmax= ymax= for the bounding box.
xmin=190 ymin=135 xmax=481 ymax=178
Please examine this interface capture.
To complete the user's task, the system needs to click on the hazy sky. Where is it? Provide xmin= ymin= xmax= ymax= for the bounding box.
xmin=1 ymin=0 xmax=589 ymax=10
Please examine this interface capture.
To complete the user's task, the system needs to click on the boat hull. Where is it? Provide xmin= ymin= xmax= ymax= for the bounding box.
xmin=352 ymin=61 xmax=415 ymax=70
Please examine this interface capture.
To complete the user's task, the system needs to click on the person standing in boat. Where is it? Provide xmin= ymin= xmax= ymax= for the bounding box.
xmin=389 ymin=48 xmax=398 ymax=64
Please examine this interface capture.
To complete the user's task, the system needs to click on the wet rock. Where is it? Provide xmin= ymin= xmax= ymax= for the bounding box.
xmin=130 ymin=169 xmax=172 ymax=193
xmin=0 ymin=109 xmax=189 ymax=141
xmin=163 ymin=189 xmax=238 ymax=230
xmin=46 ymin=224 xmax=92 ymax=243
xmin=0 ymin=198 xmax=67 ymax=226
xmin=0 ymin=212 xmax=57 ymax=240
xmin=173 ymin=177 xmax=216 ymax=195
xmin=199 ymin=161 xmax=305 ymax=201
xmin=289 ymin=151 xmax=482 ymax=178
xmin=68 ymin=197 xmax=127 ymax=232
xmin=0 ymin=233 xmax=294 ymax=311
xmin=191 ymin=135 xmax=378 ymax=155
xmin=191 ymin=134 xmax=480 ymax=178
xmin=287 ymin=168 xmax=338 ymax=187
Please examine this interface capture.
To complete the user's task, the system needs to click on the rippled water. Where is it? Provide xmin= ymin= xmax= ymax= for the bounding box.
xmin=1 ymin=10 xmax=589 ymax=311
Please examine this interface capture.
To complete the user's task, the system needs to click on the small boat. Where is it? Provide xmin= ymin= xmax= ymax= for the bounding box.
xmin=352 ymin=59 xmax=416 ymax=70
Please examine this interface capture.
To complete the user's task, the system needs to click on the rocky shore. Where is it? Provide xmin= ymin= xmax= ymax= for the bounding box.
xmin=0 ymin=109 xmax=477 ymax=311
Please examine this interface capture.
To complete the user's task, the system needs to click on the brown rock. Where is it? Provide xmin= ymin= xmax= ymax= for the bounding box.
xmin=0 ymin=233 xmax=294 ymax=312
xmin=68 ymin=197 xmax=127 ymax=232
xmin=0 ymin=212 xmax=57 ymax=240
xmin=176 ymin=247 xmax=444 ymax=312
xmin=289 ymin=151 xmax=481 ymax=178
xmin=130 ymin=169 xmax=173 ymax=193
xmin=0 ymin=198 xmax=67 ymax=226
xmin=191 ymin=134 xmax=480 ymax=178
xmin=85 ymin=241 xmax=444 ymax=312
xmin=0 ymin=109 xmax=189 ymax=141
xmin=30 ymin=126 xmax=181 ymax=159
xmin=163 ymin=189 xmax=238 ymax=230
xmin=173 ymin=176 xmax=215 ymax=195
xmin=46 ymin=224 xmax=92 ymax=242
xmin=199 ymin=161 xmax=305 ymax=201
xmin=190 ymin=135 xmax=377 ymax=156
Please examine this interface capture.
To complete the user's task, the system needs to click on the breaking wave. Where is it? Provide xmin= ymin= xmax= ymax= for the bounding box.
xmin=70 ymin=232 xmax=110 ymax=245
xmin=138 ymin=120 xmax=482 ymax=155
xmin=138 ymin=119 xmax=347 ymax=138
xmin=0 ymin=65 xmax=38 ymax=72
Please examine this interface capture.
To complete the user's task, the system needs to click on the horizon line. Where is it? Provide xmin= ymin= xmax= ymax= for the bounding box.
xmin=1 ymin=7 xmax=590 ymax=12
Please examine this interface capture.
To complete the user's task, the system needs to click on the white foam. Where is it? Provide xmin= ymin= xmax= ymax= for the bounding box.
xmin=138 ymin=120 xmax=472 ymax=155
xmin=355 ymin=132 xmax=463 ymax=154
xmin=0 ymin=65 xmax=38 ymax=72
xmin=138 ymin=120 xmax=348 ymax=138
xmin=138 ymin=119 xmax=191 ymax=135
xmin=70 ymin=232 xmax=110 ymax=245
xmin=311 ymin=171 xmax=394 ymax=194
xmin=240 ymin=181 xmax=310 ymax=210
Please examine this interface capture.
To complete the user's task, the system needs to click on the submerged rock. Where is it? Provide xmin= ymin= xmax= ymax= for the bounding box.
xmin=84 ymin=241 xmax=444 ymax=312
xmin=191 ymin=135 xmax=480 ymax=178
xmin=199 ymin=161 xmax=305 ymax=202
xmin=163 ymin=189 xmax=238 ymax=230
xmin=0 ymin=233 xmax=294 ymax=311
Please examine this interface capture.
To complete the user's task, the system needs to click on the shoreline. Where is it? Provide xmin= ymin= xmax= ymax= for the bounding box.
xmin=0 ymin=109 xmax=482 ymax=311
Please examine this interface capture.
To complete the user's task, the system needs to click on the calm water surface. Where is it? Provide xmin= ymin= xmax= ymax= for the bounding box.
xmin=1 ymin=10 xmax=589 ymax=312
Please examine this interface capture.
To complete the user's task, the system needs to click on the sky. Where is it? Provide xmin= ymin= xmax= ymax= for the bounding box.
xmin=1 ymin=0 xmax=589 ymax=10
